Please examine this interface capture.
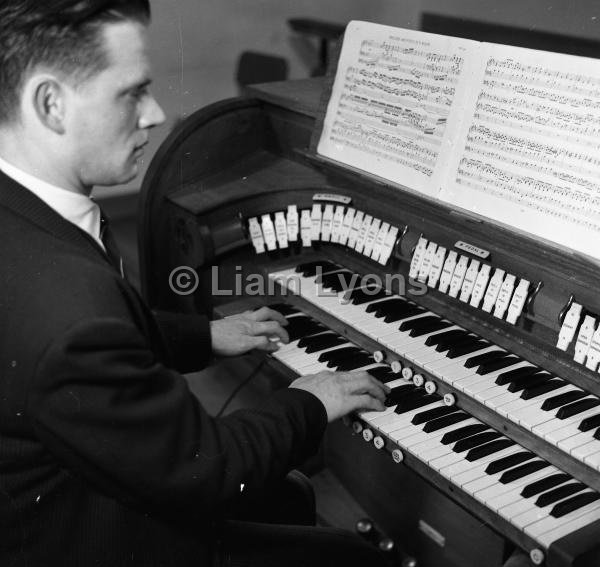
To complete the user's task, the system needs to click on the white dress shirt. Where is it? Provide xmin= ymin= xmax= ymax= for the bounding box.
xmin=0 ymin=155 xmax=105 ymax=250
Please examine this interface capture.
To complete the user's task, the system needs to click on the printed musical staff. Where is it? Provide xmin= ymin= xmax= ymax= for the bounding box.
xmin=318 ymin=21 xmax=475 ymax=197
xmin=318 ymin=21 xmax=600 ymax=260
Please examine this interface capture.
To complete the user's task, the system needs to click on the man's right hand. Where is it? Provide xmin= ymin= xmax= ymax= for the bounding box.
xmin=289 ymin=370 xmax=390 ymax=422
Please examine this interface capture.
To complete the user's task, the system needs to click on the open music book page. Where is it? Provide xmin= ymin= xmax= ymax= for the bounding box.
xmin=440 ymin=43 xmax=600 ymax=260
xmin=317 ymin=21 xmax=481 ymax=198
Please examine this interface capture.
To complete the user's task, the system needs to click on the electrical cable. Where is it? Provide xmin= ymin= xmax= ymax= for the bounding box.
xmin=215 ymin=358 xmax=267 ymax=418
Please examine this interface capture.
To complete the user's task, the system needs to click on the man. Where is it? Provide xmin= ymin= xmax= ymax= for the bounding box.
xmin=0 ymin=1 xmax=390 ymax=566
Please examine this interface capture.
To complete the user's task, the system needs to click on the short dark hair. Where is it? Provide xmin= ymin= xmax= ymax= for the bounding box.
xmin=0 ymin=0 xmax=151 ymax=123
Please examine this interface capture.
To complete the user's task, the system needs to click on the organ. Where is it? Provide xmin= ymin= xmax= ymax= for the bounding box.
xmin=139 ymin=22 xmax=600 ymax=567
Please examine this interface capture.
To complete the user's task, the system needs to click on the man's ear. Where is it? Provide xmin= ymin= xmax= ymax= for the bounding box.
xmin=30 ymin=76 xmax=67 ymax=135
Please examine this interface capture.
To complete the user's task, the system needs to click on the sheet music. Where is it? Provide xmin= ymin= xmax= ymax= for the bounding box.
xmin=441 ymin=44 xmax=600 ymax=260
xmin=318 ymin=21 xmax=478 ymax=197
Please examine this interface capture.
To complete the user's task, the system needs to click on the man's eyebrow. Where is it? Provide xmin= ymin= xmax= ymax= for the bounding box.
xmin=120 ymin=78 xmax=153 ymax=94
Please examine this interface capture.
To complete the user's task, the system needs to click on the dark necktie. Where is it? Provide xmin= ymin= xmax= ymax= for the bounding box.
xmin=99 ymin=214 xmax=126 ymax=278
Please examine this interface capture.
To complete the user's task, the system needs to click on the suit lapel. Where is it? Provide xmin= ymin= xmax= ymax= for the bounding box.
xmin=0 ymin=169 xmax=113 ymax=268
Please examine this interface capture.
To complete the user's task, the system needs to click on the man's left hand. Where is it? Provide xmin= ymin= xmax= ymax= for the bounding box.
xmin=210 ymin=307 xmax=290 ymax=357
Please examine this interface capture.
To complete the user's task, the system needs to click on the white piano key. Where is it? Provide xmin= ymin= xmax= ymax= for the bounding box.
xmin=481 ymin=468 xmax=554 ymax=512
xmin=536 ymin=503 xmax=600 ymax=547
xmin=572 ymin=441 xmax=600 ymax=462
xmin=511 ymin=490 xmax=590 ymax=530
xmin=437 ymin=445 xmax=521 ymax=478
xmin=584 ymin=449 xmax=600 ymax=469
xmin=525 ymin=496 xmax=600 ymax=539
xmin=559 ymin=430 xmax=598 ymax=454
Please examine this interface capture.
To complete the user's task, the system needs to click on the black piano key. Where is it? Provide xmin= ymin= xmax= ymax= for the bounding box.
xmin=299 ymin=331 xmax=341 ymax=349
xmin=297 ymin=331 xmax=327 ymax=348
xmin=506 ymin=372 xmax=552 ymax=393
xmin=317 ymin=270 xmax=356 ymax=291
xmin=440 ymin=423 xmax=489 ymax=444
xmin=286 ymin=320 xmax=326 ymax=341
xmin=422 ymin=412 xmax=470 ymax=433
xmin=409 ymin=320 xmax=453 ymax=338
xmin=476 ymin=356 xmax=522 ymax=375
xmin=267 ymin=303 xmax=299 ymax=316
xmin=385 ymin=385 xmax=418 ymax=406
xmin=452 ymin=431 xmax=503 ymax=453
xmin=335 ymin=354 xmax=374 ymax=371
xmin=521 ymin=473 xmax=572 ymax=498
xmin=520 ymin=379 xmax=565 ymax=400
xmin=399 ymin=315 xmax=441 ymax=332
xmin=550 ymin=492 xmax=600 ymax=518
xmin=412 ymin=405 xmax=461 ymax=426
xmin=446 ymin=340 xmax=489 ymax=359
xmin=425 ymin=329 xmax=468 ymax=347
xmin=495 ymin=366 xmax=539 ymax=386
xmin=368 ymin=367 xmax=398 ymax=384
xmin=535 ymin=482 xmax=587 ymax=508
xmin=579 ymin=413 xmax=600 ymax=432
xmin=383 ymin=305 xmax=425 ymax=323
xmin=557 ymin=398 xmax=600 ymax=420
xmin=464 ymin=350 xmax=507 ymax=369
xmin=373 ymin=298 xmax=411 ymax=313
xmin=327 ymin=352 xmax=370 ymax=369
xmin=388 ymin=387 xmax=429 ymax=413
xmin=396 ymin=394 xmax=441 ymax=414
xmin=327 ymin=350 xmax=370 ymax=365
xmin=296 ymin=260 xmax=340 ymax=277
xmin=284 ymin=315 xmax=310 ymax=330
xmin=350 ymin=286 xmax=388 ymax=305
xmin=372 ymin=301 xmax=414 ymax=319
xmin=594 ymin=428 xmax=600 ymax=440
xmin=434 ymin=333 xmax=477 ymax=353
xmin=498 ymin=460 xmax=549 ymax=483
xmin=485 ymin=451 xmax=535 ymax=475
xmin=304 ymin=336 xmax=347 ymax=354
xmin=466 ymin=439 xmax=516 ymax=462
xmin=542 ymin=390 xmax=588 ymax=412
xmin=366 ymin=297 xmax=404 ymax=314
xmin=318 ymin=346 xmax=362 ymax=363
xmin=391 ymin=390 xmax=429 ymax=411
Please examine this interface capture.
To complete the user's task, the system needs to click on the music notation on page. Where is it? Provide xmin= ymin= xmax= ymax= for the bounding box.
xmin=318 ymin=21 xmax=600 ymax=260
xmin=318 ymin=21 xmax=477 ymax=198
xmin=442 ymin=46 xmax=600 ymax=259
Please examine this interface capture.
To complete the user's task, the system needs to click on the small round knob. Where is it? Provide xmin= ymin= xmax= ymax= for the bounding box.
xmin=413 ymin=374 xmax=425 ymax=387
xmin=444 ymin=393 xmax=456 ymax=407
xmin=373 ymin=350 xmax=385 ymax=363
xmin=425 ymin=381 xmax=437 ymax=394
xmin=378 ymin=538 xmax=395 ymax=553
xmin=403 ymin=558 xmax=418 ymax=567
xmin=356 ymin=518 xmax=373 ymax=535
xmin=530 ymin=549 xmax=545 ymax=566
xmin=391 ymin=449 xmax=404 ymax=464
xmin=362 ymin=428 xmax=374 ymax=442
xmin=402 ymin=367 xmax=414 ymax=380
xmin=390 ymin=360 xmax=402 ymax=374
xmin=352 ymin=421 xmax=363 ymax=434
xmin=373 ymin=436 xmax=385 ymax=450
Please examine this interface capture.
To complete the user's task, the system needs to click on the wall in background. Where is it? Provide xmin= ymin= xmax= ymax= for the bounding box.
xmin=95 ymin=0 xmax=600 ymax=197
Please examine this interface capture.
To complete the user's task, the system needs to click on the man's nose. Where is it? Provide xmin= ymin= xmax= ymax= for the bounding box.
xmin=138 ymin=94 xmax=166 ymax=129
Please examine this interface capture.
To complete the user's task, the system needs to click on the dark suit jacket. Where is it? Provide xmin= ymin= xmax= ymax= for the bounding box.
xmin=0 ymin=171 xmax=327 ymax=566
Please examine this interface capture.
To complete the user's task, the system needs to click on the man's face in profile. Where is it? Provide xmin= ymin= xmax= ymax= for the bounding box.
xmin=64 ymin=19 xmax=165 ymax=188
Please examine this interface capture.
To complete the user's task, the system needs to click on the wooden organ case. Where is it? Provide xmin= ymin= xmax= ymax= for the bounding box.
xmin=139 ymin=54 xmax=600 ymax=567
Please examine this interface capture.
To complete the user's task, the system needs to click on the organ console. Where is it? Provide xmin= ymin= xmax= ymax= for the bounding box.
xmin=139 ymin=30 xmax=600 ymax=567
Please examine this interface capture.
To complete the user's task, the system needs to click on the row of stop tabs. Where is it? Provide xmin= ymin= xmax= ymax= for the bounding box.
xmin=247 ymin=200 xmax=401 ymax=266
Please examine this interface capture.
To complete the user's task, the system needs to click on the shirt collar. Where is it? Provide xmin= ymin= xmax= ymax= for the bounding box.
xmin=0 ymin=154 xmax=104 ymax=249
